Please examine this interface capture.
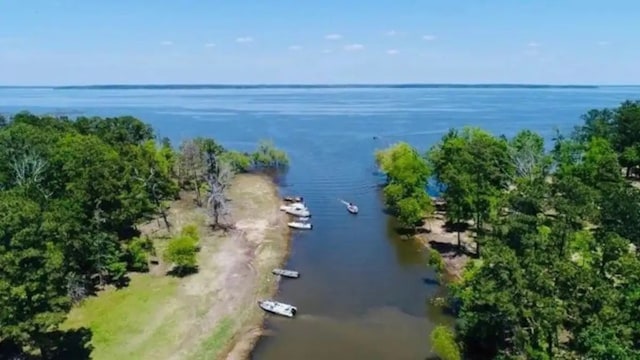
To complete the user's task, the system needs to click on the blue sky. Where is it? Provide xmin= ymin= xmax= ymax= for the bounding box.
xmin=0 ymin=0 xmax=638 ymax=85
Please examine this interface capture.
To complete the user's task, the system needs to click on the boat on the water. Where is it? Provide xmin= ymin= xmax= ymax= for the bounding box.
xmin=283 ymin=196 xmax=303 ymax=203
xmin=272 ymin=268 xmax=300 ymax=278
xmin=258 ymin=300 xmax=297 ymax=317
xmin=297 ymin=216 xmax=310 ymax=222
xmin=347 ymin=203 xmax=359 ymax=214
xmin=288 ymin=221 xmax=313 ymax=230
xmin=280 ymin=203 xmax=311 ymax=217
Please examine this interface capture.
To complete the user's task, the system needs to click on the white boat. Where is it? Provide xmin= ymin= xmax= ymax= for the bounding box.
xmin=288 ymin=221 xmax=312 ymax=230
xmin=272 ymin=268 xmax=300 ymax=278
xmin=258 ymin=300 xmax=297 ymax=317
xmin=280 ymin=203 xmax=311 ymax=217
xmin=347 ymin=203 xmax=359 ymax=214
xmin=297 ymin=216 xmax=310 ymax=222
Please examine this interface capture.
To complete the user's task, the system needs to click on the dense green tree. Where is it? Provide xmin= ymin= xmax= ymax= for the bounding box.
xmin=376 ymin=142 xmax=433 ymax=231
xmin=428 ymin=128 xmax=512 ymax=253
xmin=424 ymin=101 xmax=640 ymax=359
xmin=252 ymin=139 xmax=289 ymax=169
xmin=0 ymin=191 xmax=70 ymax=356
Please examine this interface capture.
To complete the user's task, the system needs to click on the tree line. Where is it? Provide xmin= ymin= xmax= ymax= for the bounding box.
xmin=0 ymin=112 xmax=288 ymax=358
xmin=375 ymin=100 xmax=640 ymax=359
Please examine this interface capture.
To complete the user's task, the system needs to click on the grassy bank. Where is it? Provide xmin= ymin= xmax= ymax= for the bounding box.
xmin=62 ymin=174 xmax=290 ymax=360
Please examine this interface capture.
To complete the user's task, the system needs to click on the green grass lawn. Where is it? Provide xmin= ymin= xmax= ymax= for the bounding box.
xmin=62 ymin=273 xmax=179 ymax=360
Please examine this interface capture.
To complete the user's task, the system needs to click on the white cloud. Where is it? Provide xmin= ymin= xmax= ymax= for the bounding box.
xmin=597 ymin=40 xmax=609 ymax=46
xmin=344 ymin=43 xmax=364 ymax=51
xmin=325 ymin=33 xmax=342 ymax=40
xmin=288 ymin=45 xmax=302 ymax=51
xmin=422 ymin=34 xmax=436 ymax=41
xmin=527 ymin=41 xmax=540 ymax=48
xmin=236 ymin=36 xmax=254 ymax=43
xmin=386 ymin=30 xmax=398 ymax=36
xmin=160 ymin=40 xmax=173 ymax=46
xmin=386 ymin=49 xmax=399 ymax=55
xmin=204 ymin=43 xmax=216 ymax=48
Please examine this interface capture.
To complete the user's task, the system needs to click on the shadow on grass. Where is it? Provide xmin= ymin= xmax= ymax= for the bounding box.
xmin=443 ymin=220 xmax=470 ymax=234
xmin=395 ymin=226 xmax=431 ymax=237
xmin=49 ymin=328 xmax=94 ymax=360
xmin=428 ymin=240 xmax=478 ymax=258
xmin=167 ymin=266 xmax=199 ymax=278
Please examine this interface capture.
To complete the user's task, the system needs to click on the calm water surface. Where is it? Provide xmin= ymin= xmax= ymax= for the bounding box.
xmin=1 ymin=86 xmax=639 ymax=360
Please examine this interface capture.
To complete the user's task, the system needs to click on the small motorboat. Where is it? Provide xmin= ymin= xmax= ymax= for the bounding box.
xmin=283 ymin=196 xmax=303 ymax=203
xmin=347 ymin=203 xmax=359 ymax=214
xmin=288 ymin=221 xmax=313 ymax=230
xmin=258 ymin=300 xmax=297 ymax=318
xmin=281 ymin=203 xmax=311 ymax=217
xmin=297 ymin=216 xmax=310 ymax=222
xmin=272 ymin=268 xmax=300 ymax=278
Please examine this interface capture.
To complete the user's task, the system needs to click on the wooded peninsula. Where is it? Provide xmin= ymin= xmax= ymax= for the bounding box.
xmin=376 ymin=100 xmax=640 ymax=359
xmin=0 ymin=112 xmax=291 ymax=359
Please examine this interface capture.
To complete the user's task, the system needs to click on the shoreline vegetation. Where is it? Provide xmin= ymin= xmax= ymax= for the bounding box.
xmin=0 ymin=112 xmax=291 ymax=359
xmin=375 ymin=99 xmax=640 ymax=359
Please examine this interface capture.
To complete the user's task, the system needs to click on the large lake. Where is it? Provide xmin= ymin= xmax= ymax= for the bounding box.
xmin=1 ymin=85 xmax=638 ymax=359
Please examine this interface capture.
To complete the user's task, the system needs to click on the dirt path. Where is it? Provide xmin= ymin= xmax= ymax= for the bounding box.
xmin=137 ymin=174 xmax=290 ymax=360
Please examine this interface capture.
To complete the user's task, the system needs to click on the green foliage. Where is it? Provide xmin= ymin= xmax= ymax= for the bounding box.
xmin=427 ymin=248 xmax=445 ymax=274
xmin=430 ymin=102 xmax=640 ymax=359
xmin=377 ymin=142 xmax=433 ymax=231
xmin=125 ymin=237 xmax=154 ymax=272
xmin=0 ymin=190 xmax=70 ymax=353
xmin=428 ymin=128 xmax=512 ymax=252
xmin=430 ymin=325 xmax=461 ymax=360
xmin=0 ymin=112 xmax=183 ymax=354
xmin=252 ymin=139 xmax=289 ymax=169
xmin=163 ymin=235 xmax=198 ymax=276
xmin=180 ymin=223 xmax=200 ymax=241
xmin=219 ymin=150 xmax=252 ymax=172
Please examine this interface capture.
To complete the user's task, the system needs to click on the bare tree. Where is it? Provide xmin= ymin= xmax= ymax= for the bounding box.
xmin=206 ymin=156 xmax=235 ymax=229
xmin=134 ymin=167 xmax=171 ymax=231
xmin=66 ymin=273 xmax=88 ymax=304
xmin=11 ymin=152 xmax=53 ymax=200
xmin=508 ymin=135 xmax=546 ymax=184
xmin=178 ymin=139 xmax=206 ymax=205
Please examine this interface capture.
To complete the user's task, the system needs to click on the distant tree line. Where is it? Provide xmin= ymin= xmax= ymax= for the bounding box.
xmin=375 ymin=100 xmax=640 ymax=359
xmin=0 ymin=112 xmax=288 ymax=358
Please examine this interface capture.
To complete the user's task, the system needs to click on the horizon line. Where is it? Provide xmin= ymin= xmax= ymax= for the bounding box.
xmin=2 ymin=82 xmax=636 ymax=89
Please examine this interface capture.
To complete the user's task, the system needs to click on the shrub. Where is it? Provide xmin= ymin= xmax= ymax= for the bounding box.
xmin=180 ymin=224 xmax=200 ymax=241
xmin=430 ymin=325 xmax=461 ymax=360
xmin=126 ymin=237 xmax=153 ymax=272
xmin=164 ymin=235 xmax=198 ymax=276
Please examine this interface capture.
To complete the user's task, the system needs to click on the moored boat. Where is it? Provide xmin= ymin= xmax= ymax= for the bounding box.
xmin=288 ymin=221 xmax=313 ymax=230
xmin=272 ymin=268 xmax=300 ymax=278
xmin=258 ymin=300 xmax=297 ymax=317
xmin=283 ymin=196 xmax=303 ymax=203
xmin=280 ymin=203 xmax=311 ymax=217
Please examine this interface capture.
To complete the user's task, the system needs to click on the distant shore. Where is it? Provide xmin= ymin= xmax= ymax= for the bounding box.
xmin=64 ymin=174 xmax=291 ymax=360
xmin=49 ymin=83 xmax=601 ymax=90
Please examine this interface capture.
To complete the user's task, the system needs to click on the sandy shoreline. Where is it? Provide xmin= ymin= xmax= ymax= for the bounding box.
xmin=64 ymin=173 xmax=291 ymax=360
xmin=416 ymin=211 xmax=475 ymax=280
